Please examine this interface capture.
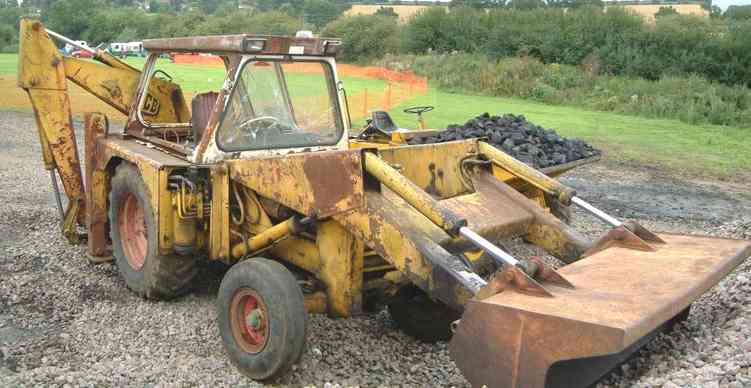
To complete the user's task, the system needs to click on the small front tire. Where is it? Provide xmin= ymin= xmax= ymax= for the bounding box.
xmin=217 ymin=258 xmax=307 ymax=381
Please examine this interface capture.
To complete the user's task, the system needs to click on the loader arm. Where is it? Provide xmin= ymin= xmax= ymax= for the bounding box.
xmin=17 ymin=19 xmax=189 ymax=242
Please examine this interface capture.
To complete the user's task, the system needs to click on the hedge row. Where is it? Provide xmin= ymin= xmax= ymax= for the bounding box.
xmin=378 ymin=53 xmax=751 ymax=127
xmin=326 ymin=7 xmax=751 ymax=87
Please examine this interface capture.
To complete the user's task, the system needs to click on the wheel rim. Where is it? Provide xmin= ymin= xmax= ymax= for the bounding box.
xmin=230 ymin=288 xmax=269 ymax=354
xmin=118 ymin=192 xmax=147 ymax=271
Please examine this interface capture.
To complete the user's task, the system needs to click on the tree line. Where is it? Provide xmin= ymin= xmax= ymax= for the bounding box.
xmin=1 ymin=1 xmax=751 ymax=87
xmin=325 ymin=6 xmax=751 ymax=87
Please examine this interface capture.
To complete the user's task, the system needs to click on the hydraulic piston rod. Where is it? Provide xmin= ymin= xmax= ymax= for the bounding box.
xmin=44 ymin=26 xmax=137 ymax=72
xmin=480 ymin=141 xmax=628 ymax=228
xmin=459 ymin=227 xmax=519 ymax=267
xmin=49 ymin=169 xmax=64 ymax=223
xmin=45 ymin=28 xmax=96 ymax=55
xmin=570 ymin=196 xmax=621 ymax=227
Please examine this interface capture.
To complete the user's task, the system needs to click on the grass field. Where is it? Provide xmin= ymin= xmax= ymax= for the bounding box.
xmin=0 ymin=53 xmax=16 ymax=75
xmin=388 ymin=89 xmax=751 ymax=180
xmin=120 ymin=57 xmax=386 ymax=95
xmin=2 ymin=53 xmax=748 ymax=180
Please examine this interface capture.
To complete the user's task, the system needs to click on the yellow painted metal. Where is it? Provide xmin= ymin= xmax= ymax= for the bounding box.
xmin=156 ymin=169 xmax=175 ymax=255
xmin=231 ymin=217 xmax=297 ymax=258
xmin=377 ymin=140 xmax=478 ymax=199
xmin=334 ymin=192 xmax=444 ymax=299
xmin=173 ymin=216 xmax=197 ymax=252
xmin=63 ymin=57 xmax=189 ymax=124
xmin=479 ymin=141 xmax=577 ymax=205
xmin=26 ymin=88 xmax=86 ymax=228
xmin=363 ymin=152 xmax=464 ymax=235
xmin=17 ymin=20 xmax=66 ymax=90
xmin=98 ymin=138 xmax=180 ymax=256
xmin=304 ymin=291 xmax=328 ymax=314
xmin=270 ymin=237 xmax=321 ymax=274
xmin=84 ymin=113 xmax=110 ymax=259
xmin=316 ymin=221 xmax=365 ymax=317
xmin=227 ymin=151 xmax=364 ymax=218
xmin=62 ymin=57 xmax=139 ymax=116
xmin=210 ymin=165 xmax=231 ymax=261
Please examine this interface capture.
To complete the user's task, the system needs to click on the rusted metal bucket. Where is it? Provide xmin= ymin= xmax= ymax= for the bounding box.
xmin=450 ymin=234 xmax=751 ymax=388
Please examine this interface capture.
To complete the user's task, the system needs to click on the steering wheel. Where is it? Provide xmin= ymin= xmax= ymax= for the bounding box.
xmin=237 ymin=116 xmax=280 ymax=139
xmin=403 ymin=106 xmax=434 ymax=115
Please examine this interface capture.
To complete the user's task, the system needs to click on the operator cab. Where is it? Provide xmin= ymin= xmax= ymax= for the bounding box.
xmin=131 ymin=34 xmax=347 ymax=164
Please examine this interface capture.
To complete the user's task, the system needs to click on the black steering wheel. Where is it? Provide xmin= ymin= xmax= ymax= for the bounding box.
xmin=403 ymin=106 xmax=434 ymax=114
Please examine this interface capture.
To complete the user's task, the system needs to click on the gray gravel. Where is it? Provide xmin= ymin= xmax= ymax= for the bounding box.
xmin=1 ymin=110 xmax=750 ymax=387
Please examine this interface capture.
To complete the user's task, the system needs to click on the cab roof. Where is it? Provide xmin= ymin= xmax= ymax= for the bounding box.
xmin=142 ymin=34 xmax=342 ymax=57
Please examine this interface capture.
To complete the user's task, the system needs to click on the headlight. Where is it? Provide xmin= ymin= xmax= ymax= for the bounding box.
xmin=242 ymin=38 xmax=266 ymax=53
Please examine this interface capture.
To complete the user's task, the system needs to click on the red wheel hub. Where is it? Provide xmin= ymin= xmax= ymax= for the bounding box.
xmin=230 ymin=288 xmax=269 ymax=353
xmin=118 ymin=192 xmax=147 ymax=271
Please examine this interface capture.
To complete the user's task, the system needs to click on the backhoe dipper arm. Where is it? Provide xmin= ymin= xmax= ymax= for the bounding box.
xmin=18 ymin=19 xmax=89 ymax=242
xmin=17 ymin=19 xmax=188 ymax=243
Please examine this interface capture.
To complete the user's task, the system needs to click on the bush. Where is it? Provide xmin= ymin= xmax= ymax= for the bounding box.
xmin=399 ymin=7 xmax=750 ymax=87
xmin=383 ymin=52 xmax=751 ymax=127
xmin=322 ymin=15 xmax=400 ymax=62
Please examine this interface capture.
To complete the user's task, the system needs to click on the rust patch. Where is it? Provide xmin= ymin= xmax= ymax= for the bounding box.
xmin=228 ymin=150 xmax=364 ymax=218
xmin=451 ymin=234 xmax=751 ymax=388
xmin=302 ymin=152 xmax=362 ymax=216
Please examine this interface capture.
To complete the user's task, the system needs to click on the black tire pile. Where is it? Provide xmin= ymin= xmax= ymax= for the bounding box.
xmin=407 ymin=113 xmax=600 ymax=168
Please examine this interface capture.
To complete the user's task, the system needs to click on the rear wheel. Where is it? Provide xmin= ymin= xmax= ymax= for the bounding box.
xmin=218 ymin=258 xmax=307 ymax=381
xmin=387 ymin=285 xmax=461 ymax=342
xmin=109 ymin=163 xmax=197 ymax=300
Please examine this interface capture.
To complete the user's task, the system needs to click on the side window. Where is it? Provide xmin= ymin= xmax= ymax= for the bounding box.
xmin=138 ymin=54 xmax=227 ymax=143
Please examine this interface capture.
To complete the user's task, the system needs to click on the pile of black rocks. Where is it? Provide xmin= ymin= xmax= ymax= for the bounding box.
xmin=407 ymin=113 xmax=600 ymax=168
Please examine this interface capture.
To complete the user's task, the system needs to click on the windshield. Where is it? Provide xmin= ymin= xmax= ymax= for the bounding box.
xmin=216 ymin=60 xmax=343 ymax=151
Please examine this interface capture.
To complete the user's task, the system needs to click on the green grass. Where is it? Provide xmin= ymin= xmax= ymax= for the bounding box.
xmin=0 ymin=53 xmax=16 ymax=75
xmin=1 ymin=53 xmax=385 ymax=94
xmin=121 ymin=57 xmax=385 ymax=95
xmin=388 ymin=88 xmax=751 ymax=180
xmin=2 ymin=52 xmax=748 ymax=179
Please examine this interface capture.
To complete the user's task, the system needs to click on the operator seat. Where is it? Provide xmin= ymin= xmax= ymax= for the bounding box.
xmin=371 ymin=110 xmax=397 ymax=133
xmin=357 ymin=110 xmax=400 ymax=139
xmin=191 ymin=92 xmax=219 ymax=143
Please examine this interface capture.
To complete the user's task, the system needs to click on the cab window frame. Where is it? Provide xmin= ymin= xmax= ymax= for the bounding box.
xmin=215 ymin=55 xmax=345 ymax=153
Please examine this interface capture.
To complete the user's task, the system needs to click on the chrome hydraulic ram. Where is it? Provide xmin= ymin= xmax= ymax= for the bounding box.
xmin=362 ymin=151 xmax=567 ymax=296
xmin=480 ymin=142 xmax=629 ymax=229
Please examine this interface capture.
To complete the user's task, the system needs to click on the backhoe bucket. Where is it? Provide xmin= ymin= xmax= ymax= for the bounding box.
xmin=450 ymin=234 xmax=751 ymax=388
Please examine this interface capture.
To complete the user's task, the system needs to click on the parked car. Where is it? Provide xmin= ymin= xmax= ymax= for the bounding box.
xmin=71 ymin=50 xmax=94 ymax=58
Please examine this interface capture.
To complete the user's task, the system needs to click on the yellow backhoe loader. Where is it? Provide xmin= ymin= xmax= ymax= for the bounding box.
xmin=17 ymin=19 xmax=751 ymax=387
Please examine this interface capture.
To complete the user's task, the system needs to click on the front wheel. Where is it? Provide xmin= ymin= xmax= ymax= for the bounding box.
xmin=217 ymin=258 xmax=307 ymax=381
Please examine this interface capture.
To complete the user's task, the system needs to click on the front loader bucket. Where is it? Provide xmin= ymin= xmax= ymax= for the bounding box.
xmin=450 ymin=234 xmax=751 ymax=388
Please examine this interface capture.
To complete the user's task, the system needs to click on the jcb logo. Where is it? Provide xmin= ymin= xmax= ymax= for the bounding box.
xmin=142 ymin=94 xmax=161 ymax=116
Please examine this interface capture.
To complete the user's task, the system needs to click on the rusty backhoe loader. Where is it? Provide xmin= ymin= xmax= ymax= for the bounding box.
xmin=17 ymin=19 xmax=751 ymax=387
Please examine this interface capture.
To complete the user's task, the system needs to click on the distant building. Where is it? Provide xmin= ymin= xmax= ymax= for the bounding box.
xmin=345 ymin=1 xmax=708 ymax=23
xmin=604 ymin=1 xmax=709 ymax=22
xmin=345 ymin=4 xmax=449 ymax=22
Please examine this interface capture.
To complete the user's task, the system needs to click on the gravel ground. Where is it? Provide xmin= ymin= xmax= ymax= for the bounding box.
xmin=1 ymin=110 xmax=750 ymax=387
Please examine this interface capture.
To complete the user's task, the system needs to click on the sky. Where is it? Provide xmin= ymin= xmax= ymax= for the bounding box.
xmin=714 ymin=0 xmax=751 ymax=9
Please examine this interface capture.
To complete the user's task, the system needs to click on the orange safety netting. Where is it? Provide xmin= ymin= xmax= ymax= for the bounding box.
xmin=173 ymin=54 xmax=428 ymax=121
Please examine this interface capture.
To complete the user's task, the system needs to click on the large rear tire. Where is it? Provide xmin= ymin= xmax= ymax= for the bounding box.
xmin=217 ymin=258 xmax=307 ymax=381
xmin=109 ymin=163 xmax=197 ymax=300
xmin=387 ymin=285 xmax=461 ymax=342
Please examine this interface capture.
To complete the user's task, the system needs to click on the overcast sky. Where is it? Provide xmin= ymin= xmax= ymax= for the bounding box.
xmin=714 ymin=0 xmax=751 ymax=9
